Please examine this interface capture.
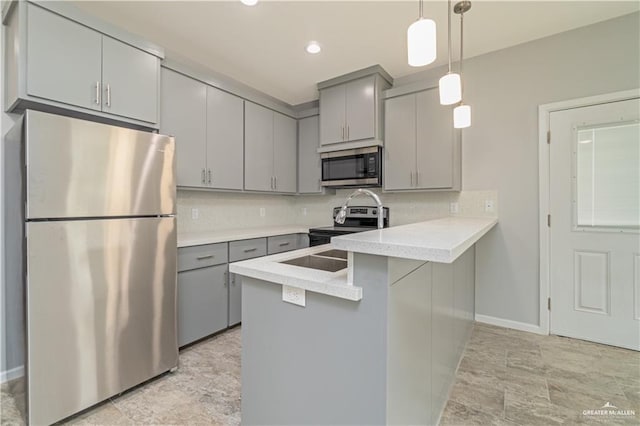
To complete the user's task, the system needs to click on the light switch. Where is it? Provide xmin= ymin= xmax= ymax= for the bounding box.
xmin=191 ymin=208 xmax=199 ymax=220
xmin=260 ymin=207 xmax=266 ymax=217
xmin=450 ymin=202 xmax=459 ymax=214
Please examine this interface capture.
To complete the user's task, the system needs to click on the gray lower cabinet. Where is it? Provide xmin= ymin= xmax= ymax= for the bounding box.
xmin=244 ymin=102 xmax=297 ymax=193
xmin=298 ymin=115 xmax=323 ymax=194
xmin=267 ymin=234 xmax=299 ymax=255
xmin=161 ymin=68 xmax=244 ymax=189
xmin=177 ymin=242 xmax=230 ymax=347
xmin=384 ymin=87 xmax=461 ymax=191
xmin=178 ymin=264 xmax=229 ymax=347
xmin=7 ymin=2 xmax=161 ymax=127
xmin=229 ymin=238 xmax=268 ymax=326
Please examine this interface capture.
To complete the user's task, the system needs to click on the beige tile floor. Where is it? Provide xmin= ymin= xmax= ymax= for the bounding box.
xmin=1 ymin=323 xmax=638 ymax=425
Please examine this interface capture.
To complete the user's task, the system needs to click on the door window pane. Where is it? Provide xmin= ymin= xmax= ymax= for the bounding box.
xmin=575 ymin=121 xmax=640 ymax=229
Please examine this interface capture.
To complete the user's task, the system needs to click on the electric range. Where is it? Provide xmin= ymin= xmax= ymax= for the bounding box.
xmin=308 ymin=206 xmax=390 ymax=246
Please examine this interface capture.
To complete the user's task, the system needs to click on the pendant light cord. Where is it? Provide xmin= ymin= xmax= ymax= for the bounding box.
xmin=447 ymin=0 xmax=452 ymax=73
xmin=459 ymin=9 xmax=465 ymax=98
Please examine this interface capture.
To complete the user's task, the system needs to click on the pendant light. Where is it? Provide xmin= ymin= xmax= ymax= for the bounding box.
xmin=453 ymin=1 xmax=471 ymax=129
xmin=438 ymin=0 xmax=461 ymax=105
xmin=407 ymin=0 xmax=437 ymax=67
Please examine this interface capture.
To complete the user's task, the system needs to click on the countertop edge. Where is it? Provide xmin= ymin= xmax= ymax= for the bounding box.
xmin=178 ymin=226 xmax=314 ymax=248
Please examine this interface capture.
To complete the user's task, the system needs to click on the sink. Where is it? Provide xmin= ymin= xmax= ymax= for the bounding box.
xmin=314 ymin=249 xmax=348 ymax=260
xmin=280 ymin=255 xmax=347 ymax=272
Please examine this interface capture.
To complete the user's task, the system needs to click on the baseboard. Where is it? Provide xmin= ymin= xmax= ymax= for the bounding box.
xmin=475 ymin=314 xmax=546 ymax=335
xmin=0 ymin=365 xmax=24 ymax=384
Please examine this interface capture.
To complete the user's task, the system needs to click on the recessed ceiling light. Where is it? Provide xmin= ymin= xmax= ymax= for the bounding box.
xmin=306 ymin=41 xmax=321 ymax=54
xmin=241 ymin=0 xmax=258 ymax=6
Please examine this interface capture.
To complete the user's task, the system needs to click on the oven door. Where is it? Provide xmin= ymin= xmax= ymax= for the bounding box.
xmin=321 ymin=147 xmax=381 ymax=187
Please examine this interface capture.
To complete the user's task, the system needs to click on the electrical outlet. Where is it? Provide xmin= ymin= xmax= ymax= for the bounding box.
xmin=259 ymin=207 xmax=266 ymax=217
xmin=450 ymin=202 xmax=459 ymax=214
xmin=485 ymin=200 xmax=495 ymax=212
xmin=191 ymin=208 xmax=199 ymax=220
xmin=302 ymin=207 xmax=308 ymax=216
xmin=282 ymin=285 xmax=305 ymax=307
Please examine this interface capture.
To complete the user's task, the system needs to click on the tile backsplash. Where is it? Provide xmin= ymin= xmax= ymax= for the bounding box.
xmin=177 ymin=189 xmax=498 ymax=234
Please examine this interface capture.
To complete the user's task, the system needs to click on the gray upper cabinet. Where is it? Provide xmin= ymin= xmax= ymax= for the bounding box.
xmin=160 ymin=68 xmax=207 ymax=187
xmin=206 ymin=86 xmax=244 ymax=190
xmin=319 ymin=84 xmax=346 ymax=145
xmin=318 ymin=68 xmax=392 ymax=148
xmin=244 ymin=102 xmax=297 ymax=194
xmin=6 ymin=3 xmax=162 ymax=128
xmin=160 ymin=68 xmax=244 ymax=190
xmin=384 ymin=94 xmax=416 ymax=191
xmin=273 ymin=113 xmax=297 ymax=193
xmin=384 ymin=88 xmax=460 ymax=191
xmin=345 ymin=76 xmax=376 ymax=142
xmin=101 ymin=36 xmax=159 ymax=124
xmin=26 ymin=4 xmax=102 ymax=112
xmin=245 ymin=102 xmax=274 ymax=192
xmin=298 ymin=115 xmax=323 ymax=194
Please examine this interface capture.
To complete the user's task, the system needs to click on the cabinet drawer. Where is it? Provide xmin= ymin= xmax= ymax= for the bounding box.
xmin=267 ymin=234 xmax=298 ymax=255
xmin=229 ymin=238 xmax=267 ymax=262
xmin=178 ymin=243 xmax=228 ymax=272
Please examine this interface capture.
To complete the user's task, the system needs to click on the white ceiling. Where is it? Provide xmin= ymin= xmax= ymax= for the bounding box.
xmin=72 ymin=1 xmax=639 ymax=105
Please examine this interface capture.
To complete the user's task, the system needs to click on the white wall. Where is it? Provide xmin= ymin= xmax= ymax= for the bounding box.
xmin=395 ymin=12 xmax=640 ymax=328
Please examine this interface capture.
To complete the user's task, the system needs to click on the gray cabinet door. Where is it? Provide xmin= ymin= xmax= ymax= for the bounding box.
xmin=102 ymin=36 xmax=159 ymax=124
xmin=273 ymin=112 xmax=297 ymax=193
xmin=177 ymin=264 xmax=229 ymax=347
xmin=345 ymin=76 xmax=376 ymax=142
xmin=229 ymin=272 xmax=242 ymax=326
xmin=160 ymin=68 xmax=207 ymax=187
xmin=416 ymin=89 xmax=454 ymax=189
xmin=384 ymin=94 xmax=416 ymax=190
xmin=26 ymin=4 xmax=102 ymax=111
xmin=298 ymin=115 xmax=322 ymax=194
xmin=319 ymin=84 xmax=346 ymax=145
xmin=244 ymin=102 xmax=274 ymax=191
xmin=206 ymin=86 xmax=244 ymax=190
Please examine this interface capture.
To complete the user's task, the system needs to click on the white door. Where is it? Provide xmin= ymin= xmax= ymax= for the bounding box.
xmin=549 ymin=97 xmax=640 ymax=350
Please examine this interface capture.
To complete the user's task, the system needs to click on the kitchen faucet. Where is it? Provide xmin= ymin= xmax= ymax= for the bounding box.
xmin=335 ymin=188 xmax=384 ymax=229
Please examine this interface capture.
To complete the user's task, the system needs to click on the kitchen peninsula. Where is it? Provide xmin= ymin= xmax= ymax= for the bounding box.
xmin=229 ymin=216 xmax=497 ymax=425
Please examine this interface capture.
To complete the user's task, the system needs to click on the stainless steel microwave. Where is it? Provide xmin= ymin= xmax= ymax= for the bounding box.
xmin=321 ymin=146 xmax=382 ymax=187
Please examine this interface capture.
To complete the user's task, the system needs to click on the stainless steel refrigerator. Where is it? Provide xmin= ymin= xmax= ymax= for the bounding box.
xmin=4 ymin=110 xmax=178 ymax=425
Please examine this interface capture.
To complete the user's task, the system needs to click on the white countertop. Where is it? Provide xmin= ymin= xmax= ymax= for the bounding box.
xmin=229 ymin=245 xmax=361 ymax=302
xmin=331 ymin=216 xmax=498 ymax=263
xmin=178 ymin=225 xmax=313 ymax=248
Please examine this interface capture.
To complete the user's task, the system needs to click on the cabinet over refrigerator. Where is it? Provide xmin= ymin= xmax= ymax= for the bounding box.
xmin=4 ymin=110 xmax=178 ymax=425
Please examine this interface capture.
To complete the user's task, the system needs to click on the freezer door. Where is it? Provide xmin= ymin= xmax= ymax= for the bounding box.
xmin=25 ymin=217 xmax=178 ymax=425
xmin=25 ymin=110 xmax=175 ymax=219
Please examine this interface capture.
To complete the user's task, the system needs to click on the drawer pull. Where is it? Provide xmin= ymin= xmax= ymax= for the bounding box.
xmin=196 ymin=255 xmax=214 ymax=260
xmin=279 ymin=242 xmax=291 ymax=247
xmin=243 ymin=248 xmax=257 ymax=253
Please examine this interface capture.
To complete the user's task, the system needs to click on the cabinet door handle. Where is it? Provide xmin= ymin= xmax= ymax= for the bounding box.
xmin=208 ymin=169 xmax=212 ymax=184
xmin=410 ymin=171 xmax=414 ymax=187
xmin=224 ymin=271 xmax=228 ymax=287
xmin=202 ymin=169 xmax=206 ymax=184
xmin=105 ymin=83 xmax=111 ymax=107
xmin=196 ymin=255 xmax=214 ymax=260
xmin=232 ymin=274 xmax=236 ymax=285
xmin=416 ymin=171 xmax=420 ymax=186
xmin=95 ymin=81 xmax=101 ymax=105
xmin=243 ymin=247 xmax=257 ymax=253
xmin=274 ymin=176 xmax=277 ymax=190
xmin=341 ymin=125 xmax=344 ymax=140
xmin=279 ymin=242 xmax=290 ymax=247
xmin=347 ymin=125 xmax=349 ymax=140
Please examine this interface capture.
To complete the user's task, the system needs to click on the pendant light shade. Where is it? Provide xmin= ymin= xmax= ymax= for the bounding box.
xmin=439 ymin=72 xmax=462 ymax=105
xmin=453 ymin=104 xmax=471 ymax=129
xmin=407 ymin=18 xmax=437 ymax=67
